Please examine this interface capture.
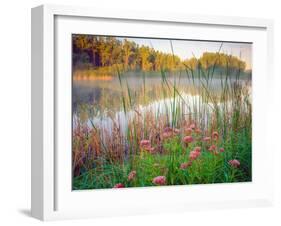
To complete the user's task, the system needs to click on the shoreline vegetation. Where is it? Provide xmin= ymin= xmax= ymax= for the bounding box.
xmin=73 ymin=68 xmax=252 ymax=81
xmin=72 ymin=35 xmax=252 ymax=190
xmin=72 ymin=35 xmax=250 ymax=79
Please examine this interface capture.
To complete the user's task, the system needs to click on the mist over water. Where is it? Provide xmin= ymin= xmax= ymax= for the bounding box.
xmin=73 ymin=71 xmax=251 ymax=135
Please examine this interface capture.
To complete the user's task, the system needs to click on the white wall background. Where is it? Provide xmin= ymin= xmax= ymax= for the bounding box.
xmin=0 ymin=0 xmax=280 ymax=225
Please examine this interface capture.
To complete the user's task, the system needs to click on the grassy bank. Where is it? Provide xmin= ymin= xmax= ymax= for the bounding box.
xmin=72 ymin=63 xmax=252 ymax=189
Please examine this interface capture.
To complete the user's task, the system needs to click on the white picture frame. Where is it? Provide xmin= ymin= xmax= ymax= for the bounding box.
xmin=31 ymin=4 xmax=274 ymax=221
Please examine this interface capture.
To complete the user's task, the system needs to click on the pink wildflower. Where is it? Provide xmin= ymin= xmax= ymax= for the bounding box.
xmin=152 ymin=176 xmax=166 ymax=185
xmin=180 ymin=161 xmax=192 ymax=169
xmin=219 ymin=147 xmax=225 ymax=152
xmin=189 ymin=150 xmax=201 ymax=161
xmin=140 ymin=139 xmax=154 ymax=153
xmin=162 ymin=127 xmax=180 ymax=139
xmin=183 ymin=135 xmax=193 ymax=144
xmin=113 ymin=183 xmax=125 ymax=188
xmin=208 ymin=144 xmax=217 ymax=152
xmin=162 ymin=131 xmax=173 ymax=139
xmin=128 ymin=170 xmax=136 ymax=181
xmin=164 ymin=127 xmax=173 ymax=133
xmin=140 ymin=139 xmax=150 ymax=147
xmin=228 ymin=159 xmax=240 ymax=168
xmin=193 ymin=146 xmax=201 ymax=153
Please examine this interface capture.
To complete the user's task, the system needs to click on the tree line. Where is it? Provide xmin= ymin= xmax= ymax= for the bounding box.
xmin=72 ymin=35 xmax=247 ymax=73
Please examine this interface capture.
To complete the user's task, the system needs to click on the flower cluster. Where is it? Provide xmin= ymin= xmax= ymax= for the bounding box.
xmin=162 ymin=127 xmax=180 ymax=140
xmin=228 ymin=159 xmax=240 ymax=168
xmin=128 ymin=170 xmax=136 ymax=181
xmin=112 ymin=125 xmax=241 ymax=189
xmin=140 ymin=139 xmax=155 ymax=153
xmin=183 ymin=135 xmax=193 ymax=146
xmin=189 ymin=146 xmax=201 ymax=160
xmin=180 ymin=161 xmax=192 ymax=169
xmin=152 ymin=176 xmax=166 ymax=185
xmin=113 ymin=183 xmax=124 ymax=188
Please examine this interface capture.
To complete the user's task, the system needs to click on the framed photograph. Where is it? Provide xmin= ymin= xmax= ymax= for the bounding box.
xmin=31 ymin=4 xmax=274 ymax=220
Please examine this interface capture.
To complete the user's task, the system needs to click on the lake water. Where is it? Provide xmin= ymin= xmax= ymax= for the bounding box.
xmin=73 ymin=72 xmax=251 ymax=134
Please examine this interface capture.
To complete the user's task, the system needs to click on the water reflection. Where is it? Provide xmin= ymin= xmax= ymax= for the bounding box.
xmin=73 ymin=72 xmax=251 ymax=135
